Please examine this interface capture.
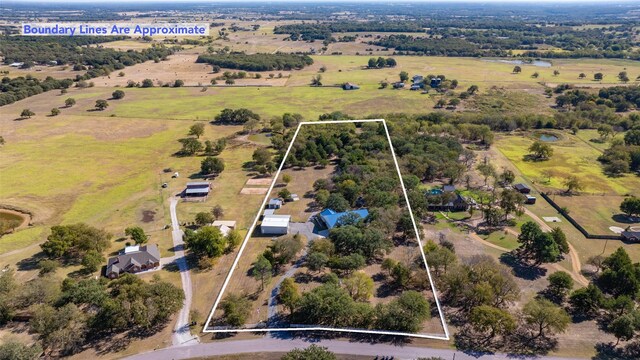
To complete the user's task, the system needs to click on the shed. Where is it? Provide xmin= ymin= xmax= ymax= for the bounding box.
xmin=262 ymin=209 xmax=276 ymax=219
xmin=513 ymin=183 xmax=531 ymax=194
xmin=393 ymin=82 xmax=405 ymax=89
xmin=343 ymin=83 xmax=360 ymax=90
xmin=412 ymin=75 xmax=424 ymax=84
xmin=261 ymin=215 xmax=290 ymax=235
xmin=443 ymin=185 xmax=456 ymax=193
xmin=525 ymin=195 xmax=537 ymax=204
xmin=410 ymin=84 xmax=421 ymax=91
xmin=212 ymin=220 xmax=236 ymax=229
xmin=267 ymin=198 xmax=283 ymax=209
xmin=291 ymin=194 xmax=300 ymax=201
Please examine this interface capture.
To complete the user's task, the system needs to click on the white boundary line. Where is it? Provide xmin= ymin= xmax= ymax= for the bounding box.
xmin=203 ymin=119 xmax=450 ymax=340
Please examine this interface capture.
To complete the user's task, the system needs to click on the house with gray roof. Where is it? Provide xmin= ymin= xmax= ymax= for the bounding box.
xmin=105 ymin=244 xmax=161 ymax=279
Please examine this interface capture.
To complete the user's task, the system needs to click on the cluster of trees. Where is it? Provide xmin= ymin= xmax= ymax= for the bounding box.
xmin=620 ymin=196 xmax=640 ymax=218
xmin=196 ymin=53 xmax=313 ymax=72
xmin=183 ymin=225 xmax=241 ymax=269
xmin=274 ymin=22 xmax=425 ymax=41
xmin=213 ymin=108 xmax=260 ymax=124
xmin=371 ymin=35 xmax=506 ymax=57
xmin=0 ymin=75 xmax=73 ymax=107
xmin=39 ymin=223 xmax=111 ymax=274
xmin=569 ymin=248 xmax=640 ymax=355
xmin=250 ymin=234 xmax=304 ymax=290
xmin=597 ymin=130 xmax=640 ymax=176
xmin=556 ymin=86 xmax=639 ymax=112
xmin=0 ymin=269 xmax=183 ymax=357
xmin=366 ymin=57 xmax=397 ymax=68
xmin=516 ymin=222 xmax=569 ymax=265
xmin=2 ymin=36 xmax=178 ymax=81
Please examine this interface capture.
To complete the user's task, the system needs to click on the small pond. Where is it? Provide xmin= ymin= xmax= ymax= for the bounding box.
xmin=483 ymin=59 xmax=553 ymax=68
xmin=539 ymin=134 xmax=559 ymax=142
xmin=0 ymin=209 xmax=28 ymax=234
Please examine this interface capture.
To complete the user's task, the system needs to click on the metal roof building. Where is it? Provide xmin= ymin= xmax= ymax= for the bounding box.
xmin=261 ymin=214 xmax=290 ymax=235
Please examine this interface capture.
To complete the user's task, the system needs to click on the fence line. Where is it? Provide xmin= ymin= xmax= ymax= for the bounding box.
xmin=539 ymin=193 xmax=623 ymax=241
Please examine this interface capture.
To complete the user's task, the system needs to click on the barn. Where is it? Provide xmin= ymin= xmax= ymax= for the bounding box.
xmin=261 ymin=214 xmax=290 ymax=235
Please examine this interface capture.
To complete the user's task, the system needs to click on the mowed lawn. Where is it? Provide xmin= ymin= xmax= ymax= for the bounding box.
xmin=495 ymin=132 xmax=639 ymax=195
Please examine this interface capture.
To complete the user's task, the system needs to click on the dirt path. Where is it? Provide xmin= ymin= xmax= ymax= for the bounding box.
xmin=169 ymin=197 xmax=200 ymax=347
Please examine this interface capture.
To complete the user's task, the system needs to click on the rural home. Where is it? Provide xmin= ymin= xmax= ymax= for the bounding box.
xmin=184 ymin=181 xmax=211 ymax=198
xmin=514 ymin=183 xmax=531 ymax=194
xmin=105 ymin=244 xmax=161 ymax=279
xmin=393 ymin=82 xmax=405 ymax=89
xmin=412 ymin=75 xmax=424 ymax=84
xmin=261 ymin=214 xmax=290 ymax=235
xmin=318 ymin=208 xmax=370 ymax=230
xmin=427 ymin=192 xmax=469 ymax=212
xmin=212 ymin=220 xmax=236 ymax=236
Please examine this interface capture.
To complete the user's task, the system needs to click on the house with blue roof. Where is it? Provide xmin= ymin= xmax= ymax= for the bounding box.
xmin=318 ymin=208 xmax=369 ymax=229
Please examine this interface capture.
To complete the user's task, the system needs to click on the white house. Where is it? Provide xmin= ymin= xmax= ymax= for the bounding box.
xmin=261 ymin=214 xmax=290 ymax=235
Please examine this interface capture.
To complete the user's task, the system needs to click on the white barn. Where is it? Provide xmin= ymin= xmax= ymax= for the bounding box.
xmin=261 ymin=214 xmax=290 ymax=235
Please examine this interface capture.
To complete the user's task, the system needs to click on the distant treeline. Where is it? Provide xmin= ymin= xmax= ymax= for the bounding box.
xmin=1 ymin=36 xmax=180 ymax=80
xmin=371 ymin=35 xmax=506 ymax=57
xmin=0 ymin=76 xmax=73 ymax=107
xmin=196 ymin=53 xmax=313 ymax=71
xmin=274 ymin=22 xmax=425 ymax=41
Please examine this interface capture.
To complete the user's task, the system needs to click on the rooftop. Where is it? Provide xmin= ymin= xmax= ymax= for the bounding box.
xmin=262 ymin=214 xmax=291 ymax=227
xmin=319 ymin=208 xmax=369 ymax=229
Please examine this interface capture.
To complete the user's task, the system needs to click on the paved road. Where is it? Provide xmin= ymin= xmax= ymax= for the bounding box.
xmin=124 ymin=337 xmax=587 ymax=360
xmin=169 ymin=197 xmax=199 ymax=347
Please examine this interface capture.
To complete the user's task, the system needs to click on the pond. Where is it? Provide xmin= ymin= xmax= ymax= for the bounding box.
xmin=539 ymin=134 xmax=559 ymax=142
xmin=0 ymin=209 xmax=28 ymax=234
xmin=483 ymin=59 xmax=553 ymax=68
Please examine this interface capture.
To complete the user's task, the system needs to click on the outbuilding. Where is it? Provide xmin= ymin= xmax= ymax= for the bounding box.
xmin=267 ymin=198 xmax=283 ymax=209
xmin=622 ymin=231 xmax=640 ymax=242
xmin=525 ymin=195 xmax=537 ymax=204
xmin=184 ymin=181 xmax=211 ymax=198
xmin=261 ymin=214 xmax=290 ymax=235
xmin=343 ymin=83 xmax=360 ymax=90
xmin=513 ymin=183 xmax=531 ymax=194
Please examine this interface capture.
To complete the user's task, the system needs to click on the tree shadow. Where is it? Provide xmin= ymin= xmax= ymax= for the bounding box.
xmin=612 ymin=214 xmax=640 ymax=224
xmin=499 ymin=252 xmax=547 ymax=281
xmin=16 ymin=251 xmax=48 ymax=271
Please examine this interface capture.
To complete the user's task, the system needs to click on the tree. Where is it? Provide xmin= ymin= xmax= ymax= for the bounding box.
xmin=375 ymin=291 xmax=430 ymax=332
xmin=306 ymin=251 xmax=328 ymax=273
xmin=111 ymin=90 xmax=125 ymax=99
xmin=522 ymin=298 xmax=570 ymax=338
xmin=141 ymin=78 xmax=154 ymax=87
xmin=94 ymin=99 xmax=108 ymax=111
xmin=578 ymin=73 xmax=586 ymax=79
xmin=594 ymin=73 xmax=604 ymax=81
xmin=64 ymin=98 xmax=76 ymax=107
xmin=618 ymin=71 xmax=630 ymax=83
xmin=183 ymin=226 xmax=226 ymax=259
xmin=326 ymin=193 xmax=349 ymax=212
xmin=40 ymin=223 xmax=111 ymax=260
xmin=517 ymin=221 xmax=560 ymax=264
xmin=597 ymin=124 xmax=613 ymax=140
xmin=226 ymin=229 xmax=242 ymax=251
xmin=252 ymin=255 xmax=272 ymax=291
xmin=553 ymin=70 xmax=560 ymax=76
xmin=221 ymin=293 xmax=250 ymax=327
xmin=124 ymin=226 xmax=148 ymax=244
xmin=376 ymin=57 xmax=387 ymax=68
xmin=476 ymin=162 xmax=496 ymax=186
xmin=512 ymin=66 xmax=522 ymax=74
xmin=282 ymin=174 xmax=292 ymax=185
xmin=368 ymin=58 xmax=377 ymax=68
xmin=311 ymin=75 xmax=322 ymax=86
xmin=179 ymin=138 xmax=203 ymax=155
xmin=499 ymin=169 xmax=516 ymax=185
xmin=532 ymin=72 xmax=539 ymax=78
xmin=201 ymin=156 xmax=225 ymax=174
xmin=563 ymin=175 xmax=584 ymax=194
xmin=620 ymin=196 xmax=640 ymax=218
xmin=212 ymin=205 xmax=224 ymax=219
xmin=550 ymin=227 xmax=569 ymax=255
xmin=499 ymin=189 xmax=525 ymax=220
xmin=281 ymin=345 xmax=337 ymax=360
xmin=278 ymin=278 xmax=300 ymax=313
xmin=195 ymin=212 xmax=214 ymax=226
xmin=189 ymin=123 xmax=205 ymax=138
xmin=0 ymin=339 xmax=42 ymax=360
xmin=20 ymin=109 xmax=34 ymax=118
xmin=569 ymin=284 xmax=604 ymax=318
xmin=399 ymin=71 xmax=409 ymax=82
xmin=546 ymin=271 xmax=574 ymax=302
xmin=81 ymin=250 xmax=104 ymax=273
xmin=279 ymin=188 xmax=291 ymax=201
xmin=37 ymin=259 xmax=59 ymax=276
xmin=467 ymin=85 xmax=479 ymax=94
xmin=448 ymin=98 xmax=460 ymax=108
xmin=47 ymin=107 xmax=60 ymax=117
xmin=468 ymin=305 xmax=516 ymax=339
xmin=173 ymin=79 xmax=184 ymax=87
xmin=225 ymin=78 xmax=235 ymax=85
xmin=624 ymin=129 xmax=640 ymax=146
xmin=253 ymin=148 xmax=272 ymax=166
xmin=343 ymin=272 xmax=374 ymax=302
xmin=528 ymin=141 xmax=553 ymax=160
xmin=609 ymin=314 xmax=636 ymax=345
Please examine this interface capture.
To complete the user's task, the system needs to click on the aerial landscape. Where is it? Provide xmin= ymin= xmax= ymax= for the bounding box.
xmin=0 ymin=1 xmax=640 ymax=359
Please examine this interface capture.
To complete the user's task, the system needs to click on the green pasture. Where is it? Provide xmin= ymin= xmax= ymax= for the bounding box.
xmin=495 ymin=133 xmax=639 ymax=195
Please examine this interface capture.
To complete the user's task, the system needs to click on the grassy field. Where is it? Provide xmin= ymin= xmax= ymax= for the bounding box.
xmin=495 ymin=131 xmax=639 ymax=196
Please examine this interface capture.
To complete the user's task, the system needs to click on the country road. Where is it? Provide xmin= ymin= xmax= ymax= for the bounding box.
xmin=124 ymin=336 xmax=587 ymax=360
xmin=169 ymin=197 xmax=199 ymax=347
